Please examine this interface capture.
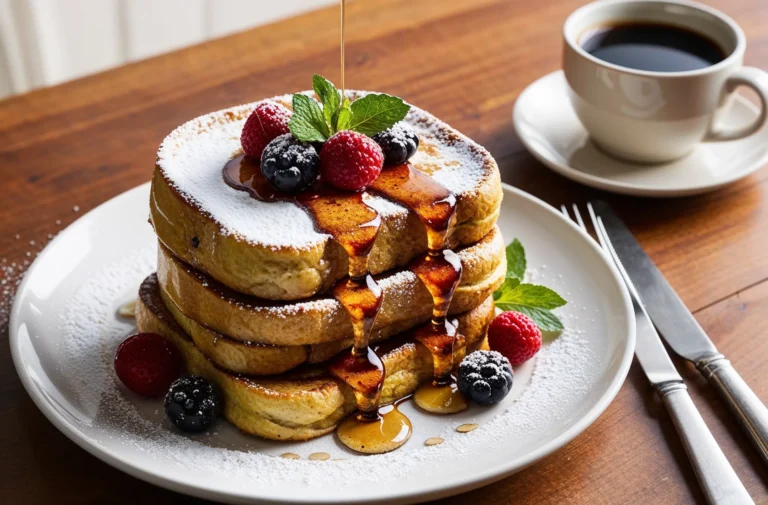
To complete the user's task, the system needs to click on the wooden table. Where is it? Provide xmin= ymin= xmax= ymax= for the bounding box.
xmin=1 ymin=0 xmax=767 ymax=503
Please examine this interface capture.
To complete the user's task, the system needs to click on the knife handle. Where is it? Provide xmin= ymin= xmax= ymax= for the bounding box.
xmin=657 ymin=382 xmax=754 ymax=505
xmin=698 ymin=355 xmax=768 ymax=465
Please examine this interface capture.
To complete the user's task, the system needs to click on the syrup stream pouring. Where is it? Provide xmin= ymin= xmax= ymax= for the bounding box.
xmin=340 ymin=0 xmax=346 ymax=97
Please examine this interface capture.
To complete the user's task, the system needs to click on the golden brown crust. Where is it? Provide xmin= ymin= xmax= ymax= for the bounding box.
xmin=161 ymin=288 xmax=352 ymax=375
xmin=156 ymin=226 xmax=505 ymax=346
xmin=151 ymin=93 xmax=502 ymax=300
xmin=136 ymin=274 xmax=493 ymax=441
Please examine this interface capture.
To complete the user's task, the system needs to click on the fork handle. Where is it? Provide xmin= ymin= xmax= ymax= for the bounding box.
xmin=657 ymin=382 xmax=754 ymax=505
xmin=698 ymin=355 xmax=768 ymax=466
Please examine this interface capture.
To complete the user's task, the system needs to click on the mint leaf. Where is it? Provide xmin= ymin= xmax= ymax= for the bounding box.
xmin=496 ymin=284 xmax=566 ymax=309
xmin=493 ymin=238 xmax=568 ymax=333
xmin=348 ymin=93 xmax=410 ymax=136
xmin=333 ymin=98 xmax=352 ymax=132
xmin=506 ymin=239 xmax=526 ymax=280
xmin=313 ymin=74 xmax=340 ymax=130
xmin=493 ymin=278 xmax=520 ymax=301
xmin=497 ymin=305 xmax=564 ymax=332
xmin=495 ymin=283 xmax=566 ymax=332
xmin=289 ymin=94 xmax=330 ymax=142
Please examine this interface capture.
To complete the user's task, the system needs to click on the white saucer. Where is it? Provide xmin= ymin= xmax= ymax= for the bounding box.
xmin=513 ymin=70 xmax=768 ymax=197
xmin=10 ymin=183 xmax=634 ymax=504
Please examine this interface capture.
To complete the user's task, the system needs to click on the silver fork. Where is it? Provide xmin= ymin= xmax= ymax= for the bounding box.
xmin=561 ymin=203 xmax=753 ymax=505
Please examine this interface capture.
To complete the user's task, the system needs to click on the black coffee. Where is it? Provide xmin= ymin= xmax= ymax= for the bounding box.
xmin=580 ymin=23 xmax=726 ymax=72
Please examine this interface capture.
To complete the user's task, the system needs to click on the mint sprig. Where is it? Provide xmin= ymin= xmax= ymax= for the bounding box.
xmin=493 ymin=239 xmax=567 ymax=332
xmin=288 ymin=74 xmax=410 ymax=142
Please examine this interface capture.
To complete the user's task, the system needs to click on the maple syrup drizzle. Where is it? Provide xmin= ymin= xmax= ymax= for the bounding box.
xmin=224 ymin=162 xmax=465 ymax=444
xmin=336 ymin=399 xmax=412 ymax=454
xmin=223 ymin=154 xmax=406 ymax=448
xmin=370 ymin=164 xmax=467 ymax=413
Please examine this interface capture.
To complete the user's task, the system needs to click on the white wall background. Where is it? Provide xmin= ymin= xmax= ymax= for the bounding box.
xmin=0 ymin=0 xmax=335 ymax=99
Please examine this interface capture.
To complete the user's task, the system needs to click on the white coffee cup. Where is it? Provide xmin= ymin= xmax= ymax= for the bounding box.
xmin=563 ymin=0 xmax=768 ymax=164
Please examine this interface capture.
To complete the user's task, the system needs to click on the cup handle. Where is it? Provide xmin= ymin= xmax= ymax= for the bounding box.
xmin=706 ymin=66 xmax=768 ymax=141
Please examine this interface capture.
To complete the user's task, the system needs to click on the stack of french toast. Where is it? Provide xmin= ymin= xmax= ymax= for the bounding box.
xmin=136 ymin=92 xmax=505 ymax=441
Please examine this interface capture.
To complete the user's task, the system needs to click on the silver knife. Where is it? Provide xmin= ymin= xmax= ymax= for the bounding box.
xmin=593 ymin=200 xmax=768 ymax=468
xmin=590 ymin=207 xmax=753 ymax=505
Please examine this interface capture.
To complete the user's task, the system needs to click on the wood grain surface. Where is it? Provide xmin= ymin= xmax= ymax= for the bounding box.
xmin=1 ymin=0 xmax=767 ymax=503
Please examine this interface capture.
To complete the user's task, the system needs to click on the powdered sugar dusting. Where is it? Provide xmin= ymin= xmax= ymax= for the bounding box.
xmin=1 ymin=260 xmax=26 ymax=330
xmin=157 ymin=104 xmax=324 ymax=250
xmin=157 ymin=91 xmax=494 ymax=250
xmin=1 ymin=231 xmax=57 ymax=330
xmin=56 ymin=251 xmax=602 ymax=491
xmin=60 ymin=246 xmax=157 ymax=410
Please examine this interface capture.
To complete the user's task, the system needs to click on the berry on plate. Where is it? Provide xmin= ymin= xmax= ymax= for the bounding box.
xmin=260 ymin=133 xmax=320 ymax=192
xmin=373 ymin=122 xmax=419 ymax=166
xmin=457 ymin=350 xmax=513 ymax=405
xmin=114 ymin=332 xmax=181 ymax=397
xmin=164 ymin=376 xmax=220 ymax=433
xmin=488 ymin=311 xmax=542 ymax=366
xmin=320 ymin=130 xmax=384 ymax=191
xmin=241 ymin=100 xmax=291 ymax=159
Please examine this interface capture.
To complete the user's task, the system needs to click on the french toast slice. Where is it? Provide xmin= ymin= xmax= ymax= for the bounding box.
xmin=161 ymin=290 xmax=349 ymax=375
xmin=161 ymin=286 xmax=459 ymax=375
xmin=136 ymin=274 xmax=494 ymax=441
xmin=157 ymin=225 xmax=505 ymax=347
xmin=151 ymin=91 xmax=502 ymax=300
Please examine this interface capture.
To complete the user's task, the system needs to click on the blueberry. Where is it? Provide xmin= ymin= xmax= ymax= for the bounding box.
xmin=372 ymin=122 xmax=419 ymax=166
xmin=471 ymin=380 xmax=492 ymax=403
xmin=271 ymin=166 xmax=303 ymax=192
xmin=457 ymin=351 xmax=513 ymax=405
xmin=164 ymin=376 xmax=220 ymax=433
xmin=480 ymin=363 xmax=498 ymax=378
xmin=260 ymin=133 xmax=320 ymax=192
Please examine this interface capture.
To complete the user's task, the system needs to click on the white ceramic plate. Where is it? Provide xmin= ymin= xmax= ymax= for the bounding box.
xmin=11 ymin=182 xmax=635 ymax=504
xmin=513 ymin=71 xmax=768 ymax=197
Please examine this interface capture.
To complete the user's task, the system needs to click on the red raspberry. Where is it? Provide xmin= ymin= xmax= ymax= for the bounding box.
xmin=114 ymin=333 xmax=181 ymax=397
xmin=487 ymin=311 xmax=542 ymax=366
xmin=320 ymin=131 xmax=384 ymax=191
xmin=240 ymin=100 xmax=291 ymax=159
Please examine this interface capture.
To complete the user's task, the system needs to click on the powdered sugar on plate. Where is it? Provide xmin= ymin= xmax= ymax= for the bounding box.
xmin=56 ymin=250 xmax=599 ymax=489
xmin=1 ymin=231 xmax=57 ymax=331
xmin=156 ymin=92 xmax=494 ymax=250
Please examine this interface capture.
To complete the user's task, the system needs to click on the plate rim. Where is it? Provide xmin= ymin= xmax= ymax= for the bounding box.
xmin=9 ymin=181 xmax=636 ymax=505
xmin=513 ymin=69 xmax=768 ymax=198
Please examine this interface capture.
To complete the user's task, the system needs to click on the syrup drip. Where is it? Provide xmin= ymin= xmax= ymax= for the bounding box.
xmin=413 ymin=378 xmax=468 ymax=415
xmin=370 ymin=164 xmax=466 ymax=413
xmin=223 ymin=154 xmax=408 ymax=450
xmin=224 ymin=158 xmax=465 ymax=442
xmin=335 ymin=400 xmax=412 ymax=454
xmin=222 ymin=155 xmax=379 ymax=260
xmin=329 ymin=277 xmax=385 ymax=420
xmin=370 ymin=163 xmax=458 ymax=251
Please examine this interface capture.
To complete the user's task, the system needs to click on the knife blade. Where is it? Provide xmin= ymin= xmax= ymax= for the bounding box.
xmin=591 ymin=201 xmax=716 ymax=362
xmin=592 ymin=200 xmax=768 ymax=467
